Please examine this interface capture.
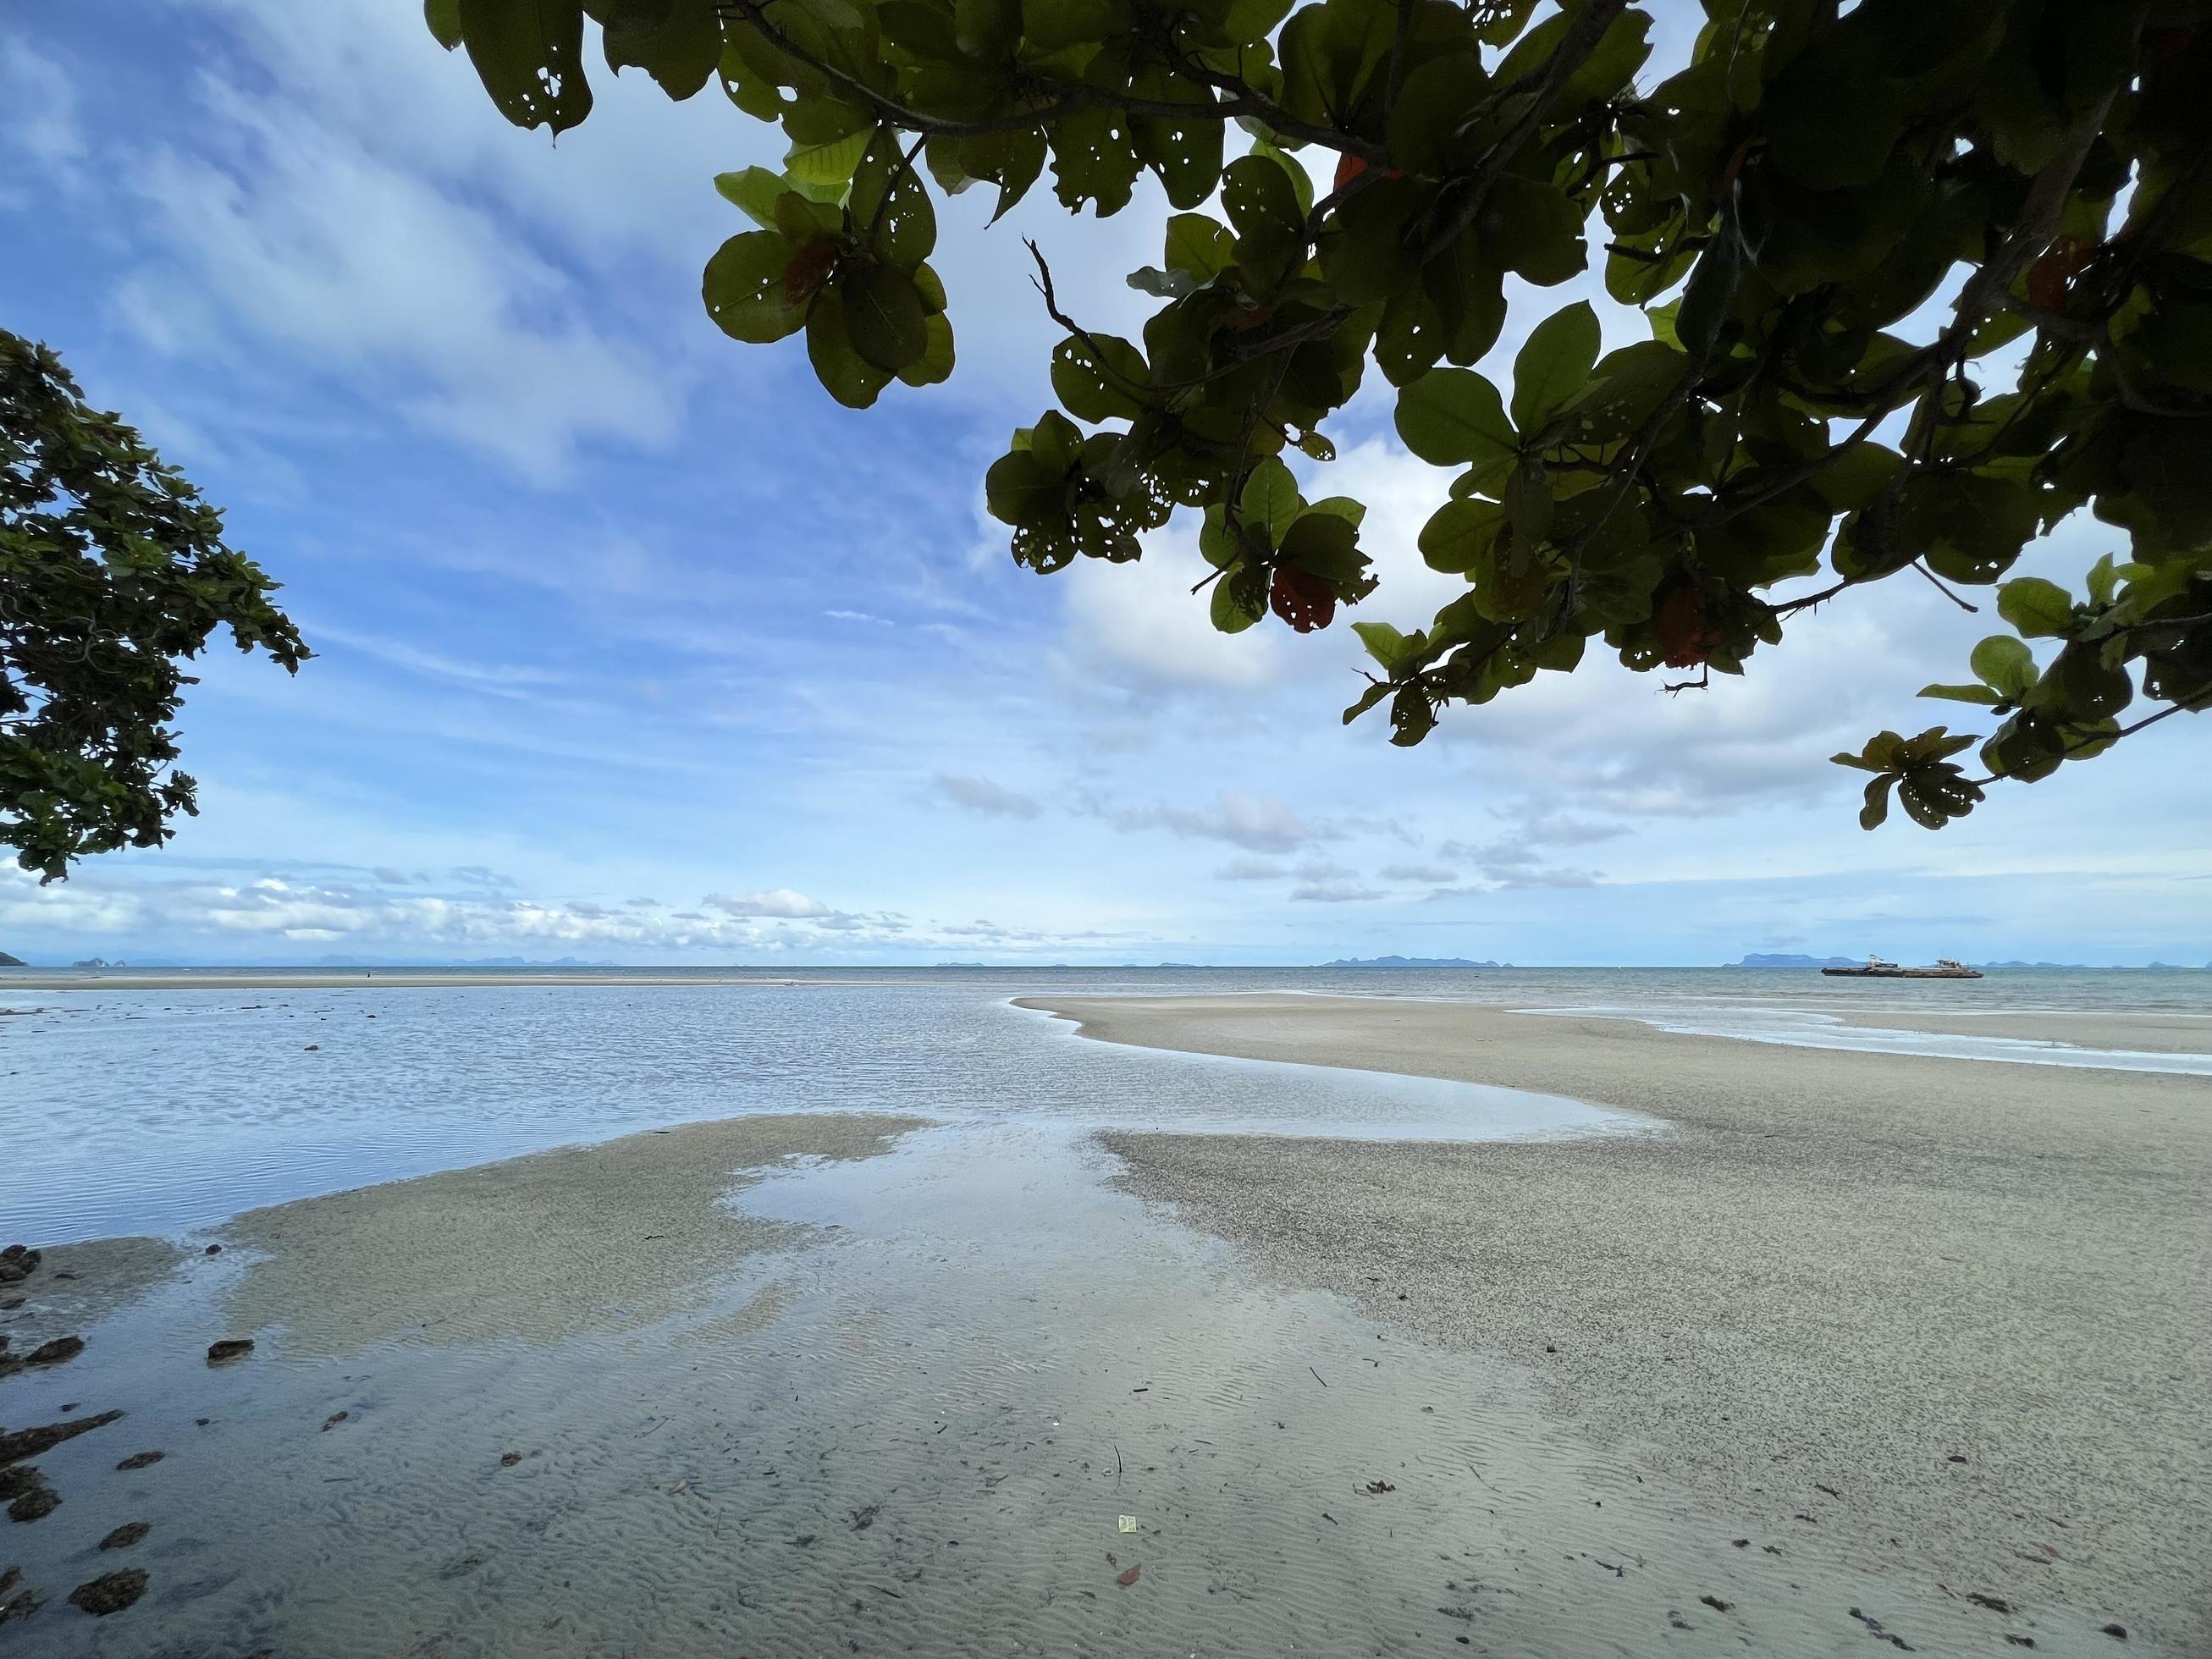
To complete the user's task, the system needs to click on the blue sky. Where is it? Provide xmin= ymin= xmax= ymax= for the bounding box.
xmin=2 ymin=2 xmax=2207 ymax=967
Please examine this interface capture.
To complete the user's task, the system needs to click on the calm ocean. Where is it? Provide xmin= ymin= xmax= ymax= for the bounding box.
xmin=6 ymin=965 xmax=2208 ymax=1243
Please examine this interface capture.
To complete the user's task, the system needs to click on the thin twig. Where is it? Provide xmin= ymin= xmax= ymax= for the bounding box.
xmin=1911 ymin=560 xmax=1980 ymax=613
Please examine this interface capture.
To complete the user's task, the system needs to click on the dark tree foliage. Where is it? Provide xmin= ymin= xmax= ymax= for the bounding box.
xmin=0 ymin=331 xmax=308 ymax=881
xmin=429 ymin=0 xmax=2211 ymax=827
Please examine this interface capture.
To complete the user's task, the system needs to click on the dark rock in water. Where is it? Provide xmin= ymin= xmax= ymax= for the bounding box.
xmin=321 ymin=1412 xmax=348 ymax=1432
xmin=25 ymin=1336 xmax=84 ymax=1368
xmin=115 ymin=1451 xmax=164 ymax=1471
xmin=100 ymin=1521 xmax=151 ymax=1551
xmin=0 ymin=1568 xmax=15 ymax=1596
xmin=6 ymin=1474 xmax=59 ymax=1523
xmin=2102 ymin=1627 xmax=2128 ymax=1641
xmin=0 ymin=1247 xmax=38 ymax=1286
xmin=69 ymin=1568 xmax=147 ymax=1616
xmin=203 ymin=1244 xmax=222 ymax=1257
xmin=0 ymin=1579 xmax=38 ymax=1625
xmin=499 ymin=1452 xmax=522 ymax=1467
xmin=206 ymin=1338 xmax=255 ymax=1365
xmin=2 ymin=1410 xmax=124 ymax=1465
xmin=0 ymin=1297 xmax=21 ymax=1311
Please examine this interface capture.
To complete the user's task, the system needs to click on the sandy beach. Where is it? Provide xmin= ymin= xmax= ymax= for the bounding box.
xmin=1023 ymin=993 xmax=2212 ymax=1650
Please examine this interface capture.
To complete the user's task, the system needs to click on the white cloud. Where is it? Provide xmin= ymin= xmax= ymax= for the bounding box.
xmin=1380 ymin=863 xmax=1457 ymax=884
xmin=0 ymin=39 xmax=86 ymax=195
xmin=112 ymin=70 xmax=678 ymax=479
xmin=930 ymin=774 xmax=1043 ymax=819
xmin=1056 ymin=529 xmax=1288 ymax=692
xmin=1289 ymin=881 xmax=1382 ymax=904
xmin=701 ymin=889 xmax=833 ymax=919
xmin=1088 ymin=791 xmax=1343 ymax=853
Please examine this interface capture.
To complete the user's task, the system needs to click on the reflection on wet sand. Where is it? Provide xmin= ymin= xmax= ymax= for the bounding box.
xmin=1 ymin=1108 xmax=2173 ymax=1656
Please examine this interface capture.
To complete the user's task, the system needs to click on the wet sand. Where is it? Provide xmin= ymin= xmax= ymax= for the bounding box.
xmin=1813 ymin=1006 xmax=2212 ymax=1054
xmin=5 ymin=1102 xmax=2170 ymax=1655
xmin=1023 ymin=993 xmax=2212 ymax=1651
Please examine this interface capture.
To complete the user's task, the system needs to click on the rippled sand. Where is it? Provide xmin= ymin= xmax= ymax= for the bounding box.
xmin=1 ymin=1085 xmax=2181 ymax=1656
xmin=1026 ymin=993 xmax=2212 ymax=1652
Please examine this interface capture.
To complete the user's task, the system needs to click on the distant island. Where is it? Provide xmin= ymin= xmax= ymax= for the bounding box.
xmin=1322 ymin=955 xmax=1503 ymax=968
xmin=1735 ymin=953 xmax=1858 ymax=968
xmin=0 ymin=950 xmax=24 ymax=967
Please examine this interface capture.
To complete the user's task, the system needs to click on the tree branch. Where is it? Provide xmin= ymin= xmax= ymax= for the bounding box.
xmin=1420 ymin=0 xmax=1630 ymax=261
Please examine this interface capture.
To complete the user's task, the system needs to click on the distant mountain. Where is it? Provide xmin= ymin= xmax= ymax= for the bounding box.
xmin=1975 ymin=960 xmax=2092 ymax=970
xmin=1322 ymin=955 xmax=1501 ymax=968
xmin=0 ymin=950 xmax=25 ymax=967
xmin=1735 ymin=953 xmax=1857 ymax=968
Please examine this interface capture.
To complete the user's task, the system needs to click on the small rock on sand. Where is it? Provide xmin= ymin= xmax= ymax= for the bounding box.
xmin=0 ymin=1411 xmax=123 ymax=1465
xmin=206 ymin=1338 xmax=254 ymax=1364
xmin=100 ymin=1521 xmax=151 ymax=1550
xmin=3 ymin=1469 xmax=59 ymax=1523
xmin=25 ymin=1336 xmax=84 ymax=1367
xmin=1 ymin=1577 xmax=39 ymax=1624
xmin=69 ymin=1568 xmax=146 ymax=1616
xmin=115 ymin=1451 xmax=163 ymax=1471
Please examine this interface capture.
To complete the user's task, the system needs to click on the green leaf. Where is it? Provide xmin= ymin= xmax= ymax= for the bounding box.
xmin=1050 ymin=333 xmax=1148 ymax=422
xmin=1765 ymin=65 xmax=1900 ymax=191
xmin=1221 ymin=153 xmax=1305 ymax=238
xmin=1394 ymin=368 xmax=1517 ymax=492
xmin=701 ymin=229 xmax=808 ymax=344
xmin=1858 ymin=774 xmax=1895 ymax=830
xmin=786 ymin=128 xmax=874 ymax=191
xmin=1510 ymin=301 xmax=1600 ymax=433
xmin=1482 ymin=174 xmax=1586 ymax=287
xmin=425 ymin=0 xmax=465 ymax=50
xmin=1280 ymin=510 xmax=1365 ymax=583
xmin=1247 ymin=136 xmax=1314 ymax=218
xmin=1387 ymin=53 xmax=1485 ymax=176
xmin=455 ymin=0 xmax=593 ymax=134
xmin=600 ymin=0 xmax=721 ymax=100
xmin=1163 ymin=212 xmax=1234 ymax=282
xmin=806 ymin=287 xmax=895 ymax=409
xmin=1417 ymin=499 xmax=1503 ymax=575
xmin=841 ymin=263 xmax=929 ymax=373
xmin=1352 ymin=620 xmax=1413 ymax=670
xmin=1919 ymin=683 xmax=2002 ymax=706
xmin=1995 ymin=576 xmax=2074 ymax=637
xmin=896 ymin=313 xmax=956 ymax=388
xmin=1211 ymin=564 xmax=1266 ymax=633
xmin=1969 ymin=634 xmax=2037 ymax=699
xmin=851 ymin=130 xmax=938 ymax=268
xmin=714 ymin=166 xmax=786 ymax=229
xmin=1239 ymin=456 xmax=1303 ymax=549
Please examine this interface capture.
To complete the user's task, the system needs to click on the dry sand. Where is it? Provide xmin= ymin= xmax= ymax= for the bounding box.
xmin=1023 ymin=993 xmax=2212 ymax=1649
